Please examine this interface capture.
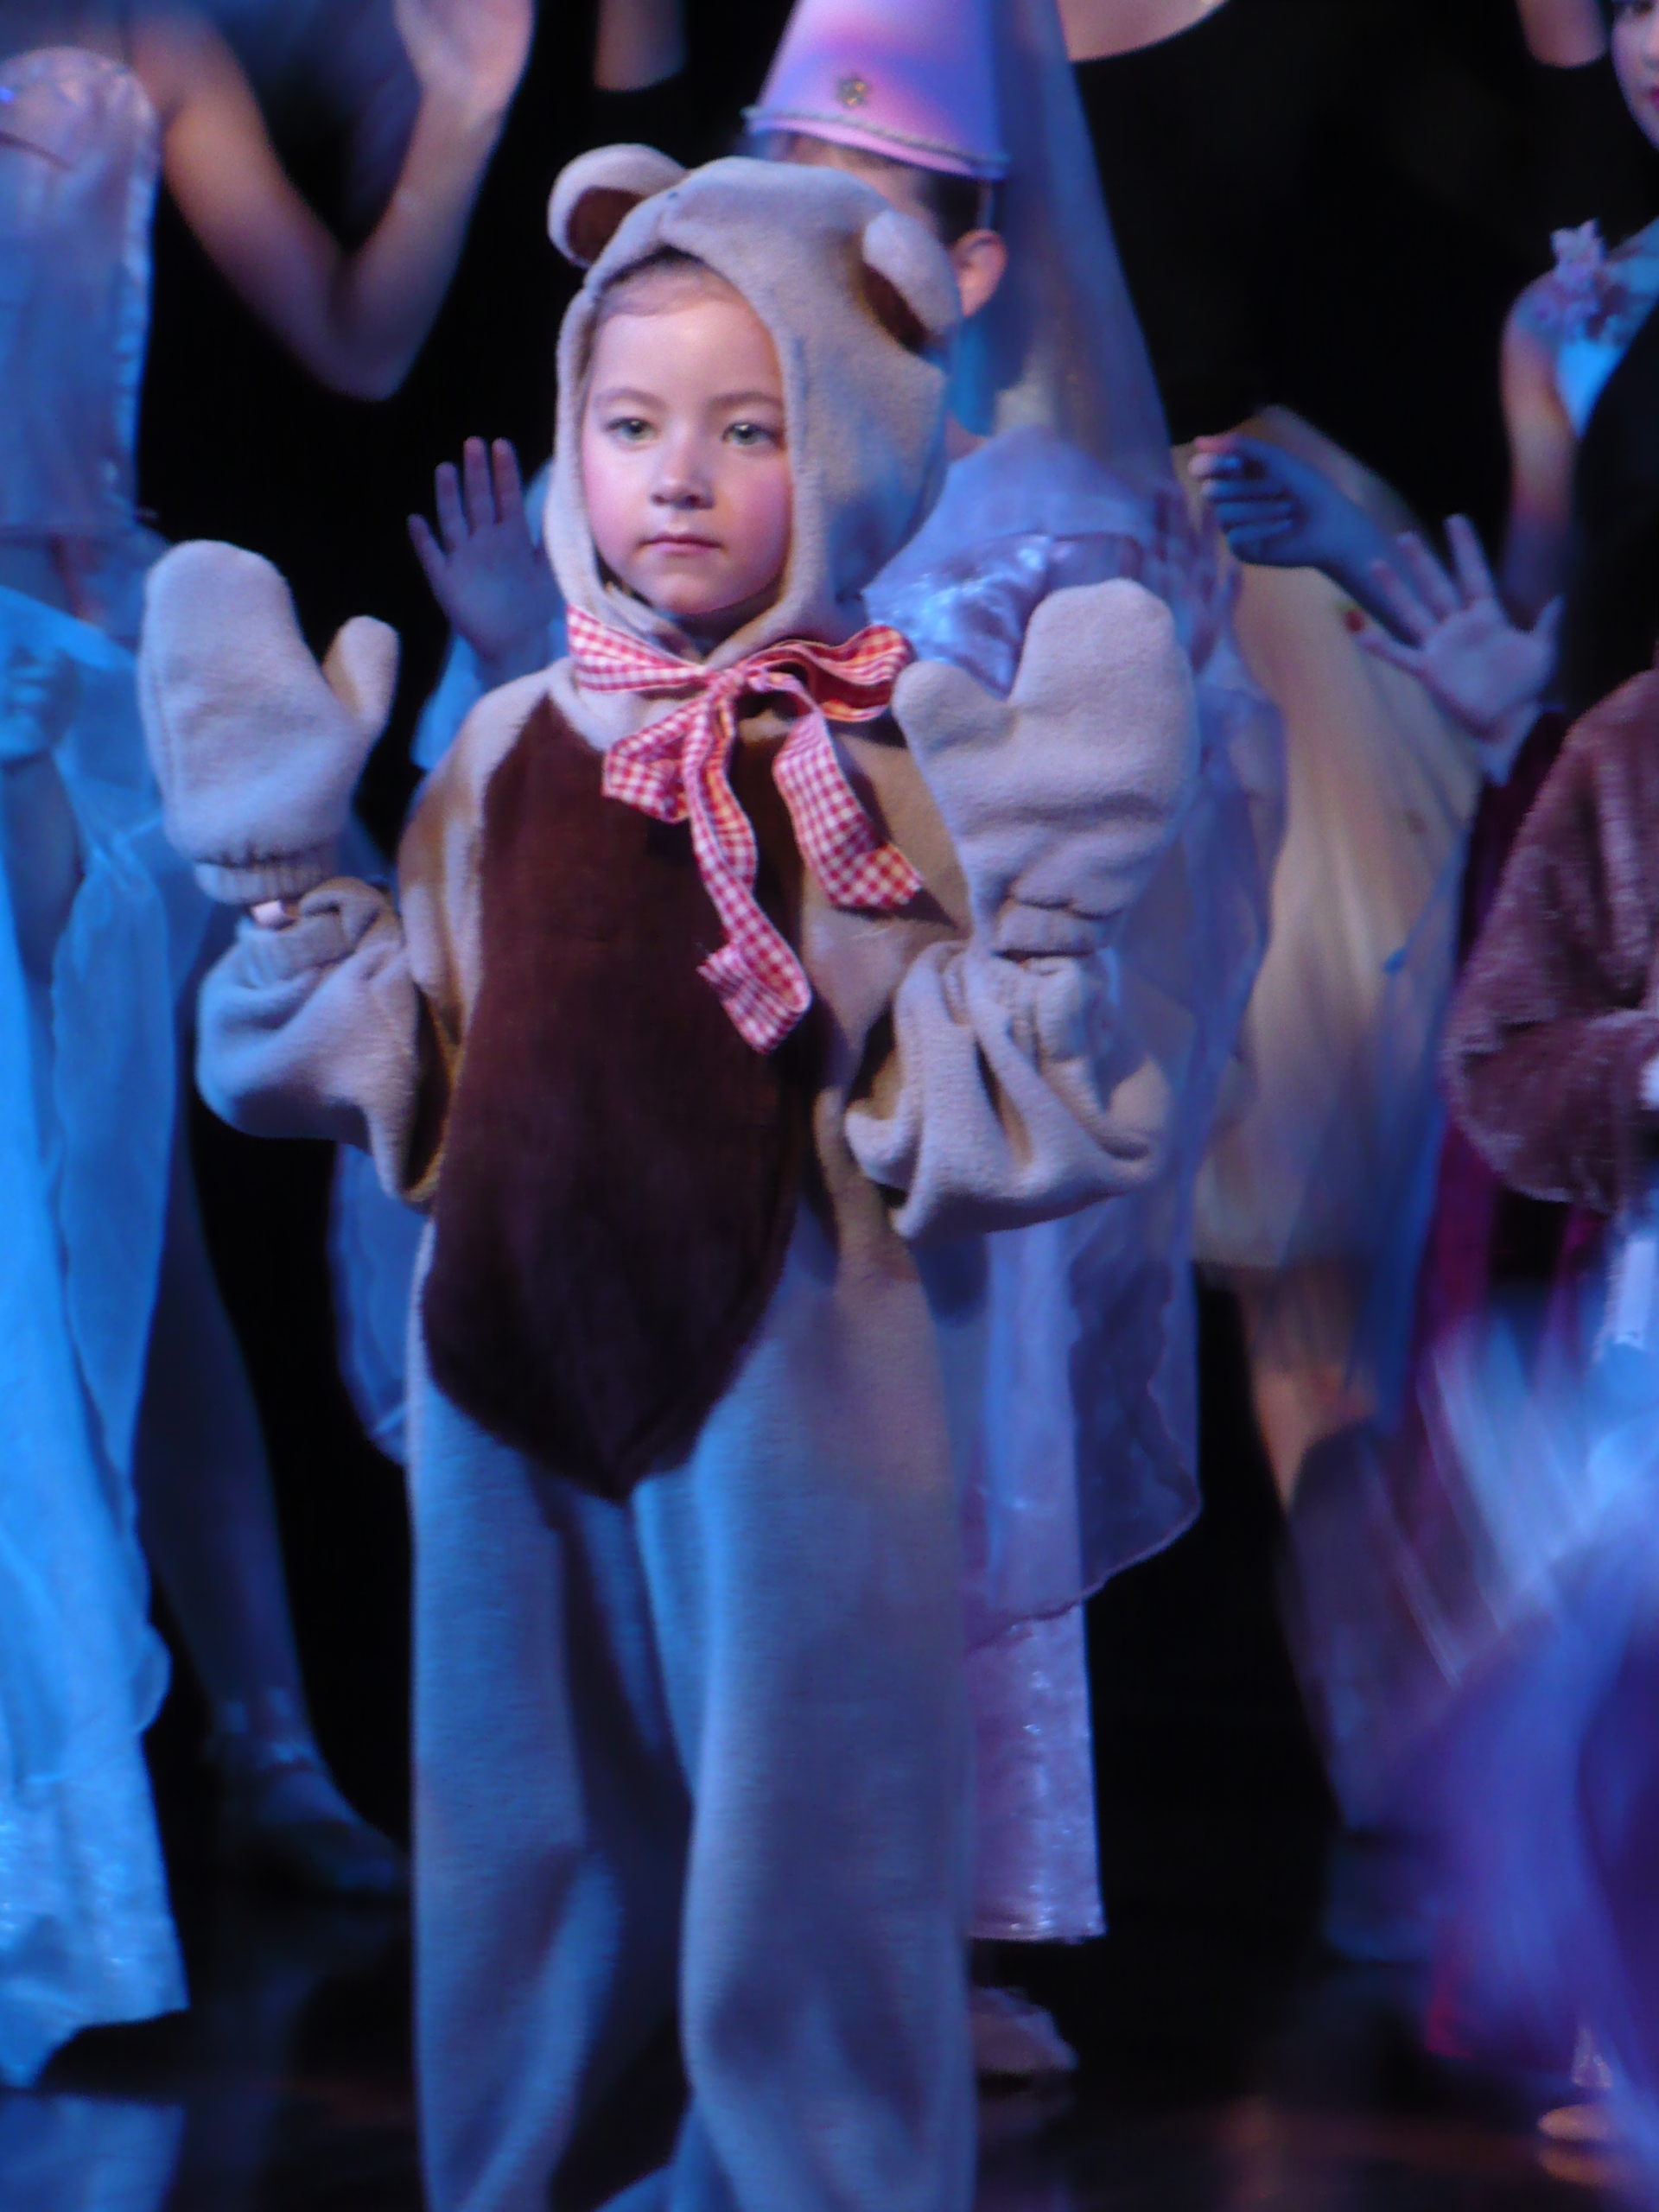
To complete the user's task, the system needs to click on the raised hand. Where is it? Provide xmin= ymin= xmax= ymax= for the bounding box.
xmin=393 ymin=0 xmax=535 ymax=124
xmin=1356 ymin=517 xmax=1561 ymax=752
xmin=1190 ymin=433 xmax=1389 ymax=577
xmin=140 ymin=543 xmax=398 ymax=904
xmin=896 ymin=579 xmax=1197 ymax=956
xmin=409 ymin=439 xmax=562 ymax=678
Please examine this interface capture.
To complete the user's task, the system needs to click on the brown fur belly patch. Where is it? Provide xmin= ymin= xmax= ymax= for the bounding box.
xmin=420 ymin=698 xmax=810 ymax=1496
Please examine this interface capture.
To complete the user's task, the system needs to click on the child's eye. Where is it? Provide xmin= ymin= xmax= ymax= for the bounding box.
xmin=726 ymin=419 xmax=781 ymax=450
xmin=605 ymin=416 xmax=654 ymax=442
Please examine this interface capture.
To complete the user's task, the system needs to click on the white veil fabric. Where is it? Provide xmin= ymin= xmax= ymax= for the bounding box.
xmin=868 ymin=0 xmax=1282 ymax=1642
xmin=862 ymin=0 xmax=1281 ymax=1940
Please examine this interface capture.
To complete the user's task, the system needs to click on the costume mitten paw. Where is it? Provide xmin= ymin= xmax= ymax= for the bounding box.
xmin=894 ymin=579 xmax=1198 ymax=956
xmin=140 ymin=542 xmax=398 ymax=903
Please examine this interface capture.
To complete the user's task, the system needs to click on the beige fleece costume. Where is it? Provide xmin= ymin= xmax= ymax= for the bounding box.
xmin=141 ymin=149 xmax=1198 ymax=2212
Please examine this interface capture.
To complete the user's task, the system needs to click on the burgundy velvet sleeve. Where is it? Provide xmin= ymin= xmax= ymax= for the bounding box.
xmin=1446 ymin=718 xmax=1659 ymax=1217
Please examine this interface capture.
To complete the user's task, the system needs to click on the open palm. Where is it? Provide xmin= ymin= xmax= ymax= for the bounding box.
xmin=410 ymin=439 xmax=561 ymax=670
xmin=1357 ymin=518 xmax=1560 ymax=749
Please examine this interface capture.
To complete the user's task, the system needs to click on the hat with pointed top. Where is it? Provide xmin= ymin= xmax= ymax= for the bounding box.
xmin=745 ymin=0 xmax=1007 ymax=181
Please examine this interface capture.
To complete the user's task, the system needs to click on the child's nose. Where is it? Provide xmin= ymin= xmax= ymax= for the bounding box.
xmin=651 ymin=464 xmax=713 ymax=507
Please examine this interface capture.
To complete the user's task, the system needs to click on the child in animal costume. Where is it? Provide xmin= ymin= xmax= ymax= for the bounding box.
xmin=138 ymin=148 xmax=1199 ymax=2212
xmin=336 ymin=1 xmax=1281 ymax=2069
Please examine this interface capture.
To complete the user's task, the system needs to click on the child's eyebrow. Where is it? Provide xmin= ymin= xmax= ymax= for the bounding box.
xmin=590 ymin=385 xmax=664 ymax=410
xmin=711 ymin=391 xmax=785 ymax=412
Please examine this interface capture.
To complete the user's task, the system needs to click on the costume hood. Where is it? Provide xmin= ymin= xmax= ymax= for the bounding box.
xmin=545 ymin=146 xmax=959 ymax=668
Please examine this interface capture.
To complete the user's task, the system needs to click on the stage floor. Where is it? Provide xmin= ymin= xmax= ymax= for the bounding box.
xmin=6 ymin=1883 xmax=1616 ymax=2212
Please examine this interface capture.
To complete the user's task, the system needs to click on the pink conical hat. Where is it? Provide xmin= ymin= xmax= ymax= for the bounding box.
xmin=745 ymin=0 xmax=1007 ymax=181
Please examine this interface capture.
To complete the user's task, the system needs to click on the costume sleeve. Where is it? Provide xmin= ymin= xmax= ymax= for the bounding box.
xmin=846 ymin=578 xmax=1198 ymax=1240
xmin=1446 ymin=711 xmax=1659 ymax=1217
xmin=194 ymin=672 xmax=542 ymax=1204
xmin=846 ymin=941 xmax=1173 ymax=1240
xmin=197 ymin=879 xmax=445 ymax=1203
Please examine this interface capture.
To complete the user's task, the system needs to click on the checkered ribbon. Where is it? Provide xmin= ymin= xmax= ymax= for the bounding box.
xmin=568 ymin=606 xmax=922 ymax=1052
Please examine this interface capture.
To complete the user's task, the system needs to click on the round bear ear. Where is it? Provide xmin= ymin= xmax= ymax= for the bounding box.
xmin=549 ymin=144 xmax=689 ymax=269
xmin=859 ymin=207 xmax=962 ymax=353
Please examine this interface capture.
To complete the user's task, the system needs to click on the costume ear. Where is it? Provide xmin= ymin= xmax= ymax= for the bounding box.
xmin=549 ymin=144 xmax=688 ymax=269
xmin=860 ymin=207 xmax=960 ymax=353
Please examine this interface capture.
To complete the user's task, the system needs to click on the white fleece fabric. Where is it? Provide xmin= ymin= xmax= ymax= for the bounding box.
xmin=198 ymin=879 xmax=425 ymax=1199
xmin=139 ymin=541 xmax=397 ymax=903
xmin=847 ymin=578 xmax=1197 ymax=1238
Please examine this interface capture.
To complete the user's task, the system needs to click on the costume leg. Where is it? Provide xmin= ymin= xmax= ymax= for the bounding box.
xmin=630 ymin=1280 xmax=976 ymax=2212
xmin=412 ymin=1375 xmax=690 ymax=2212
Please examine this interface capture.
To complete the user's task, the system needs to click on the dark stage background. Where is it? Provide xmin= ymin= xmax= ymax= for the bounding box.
xmin=135 ymin=0 xmax=1659 ymax=2029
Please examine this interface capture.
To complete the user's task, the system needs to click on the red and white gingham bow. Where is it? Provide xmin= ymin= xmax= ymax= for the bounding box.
xmin=567 ymin=606 xmax=923 ymax=1052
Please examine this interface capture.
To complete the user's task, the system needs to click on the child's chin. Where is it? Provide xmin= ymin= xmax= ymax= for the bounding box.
xmin=649 ymin=584 xmax=766 ymax=627
xmin=651 ymin=590 xmax=729 ymax=620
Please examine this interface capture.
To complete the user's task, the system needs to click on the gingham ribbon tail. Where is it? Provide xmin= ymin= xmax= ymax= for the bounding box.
xmin=567 ymin=607 xmax=923 ymax=1051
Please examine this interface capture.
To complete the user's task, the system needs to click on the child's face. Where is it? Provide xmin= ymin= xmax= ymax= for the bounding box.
xmin=770 ymin=137 xmax=1007 ymax=321
xmin=581 ymin=292 xmax=792 ymax=630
